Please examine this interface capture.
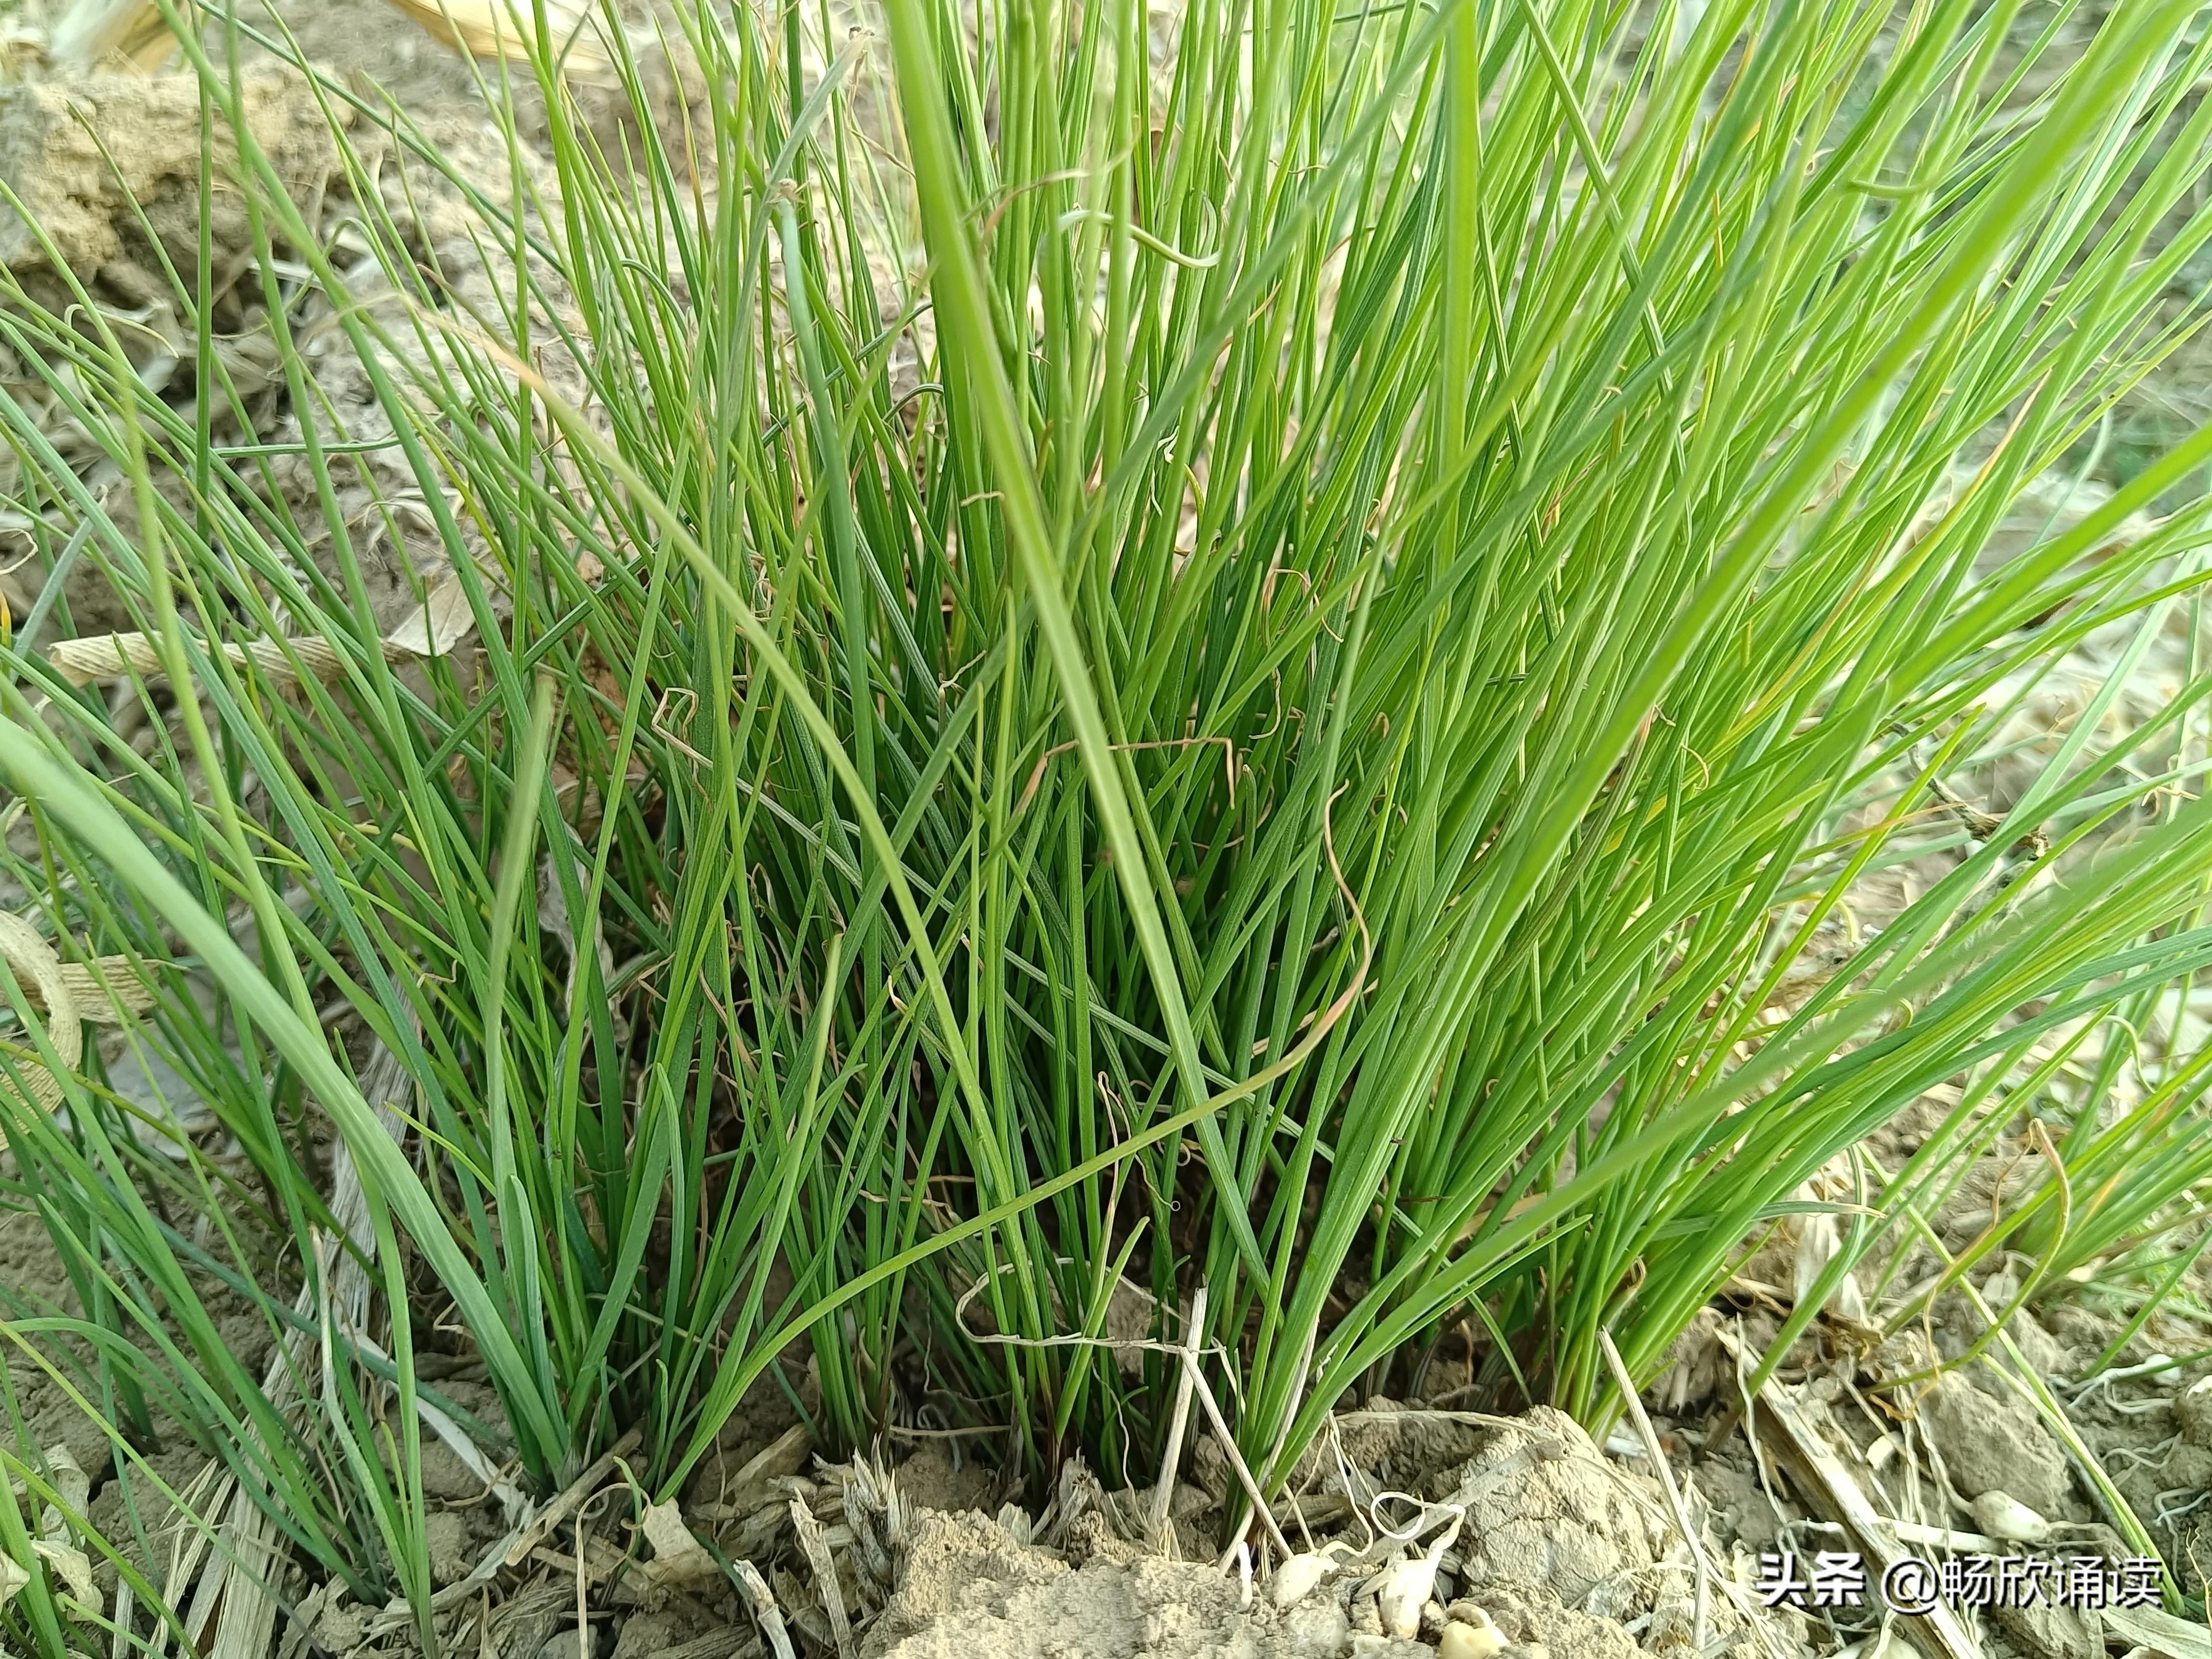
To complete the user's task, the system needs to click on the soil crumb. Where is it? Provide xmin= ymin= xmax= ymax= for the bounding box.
xmin=863 ymin=1509 xmax=1424 ymax=1659
xmin=1915 ymin=1368 xmax=2084 ymax=1519
xmin=0 ymin=63 xmax=338 ymax=276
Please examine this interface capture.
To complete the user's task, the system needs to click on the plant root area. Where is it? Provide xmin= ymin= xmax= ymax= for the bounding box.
xmin=13 ymin=1166 xmax=2209 ymax=1659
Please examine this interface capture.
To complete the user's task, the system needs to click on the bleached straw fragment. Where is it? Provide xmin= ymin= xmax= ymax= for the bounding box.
xmin=376 ymin=0 xmax=616 ymax=80
xmin=0 ymin=912 xmax=160 ymax=1113
xmin=45 ymin=631 xmax=419 ymax=689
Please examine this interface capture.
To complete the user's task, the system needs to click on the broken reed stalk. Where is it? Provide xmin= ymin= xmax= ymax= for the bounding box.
xmin=1599 ymin=1330 xmax=1713 ymax=1655
xmin=1150 ymin=1283 xmax=1207 ymax=1552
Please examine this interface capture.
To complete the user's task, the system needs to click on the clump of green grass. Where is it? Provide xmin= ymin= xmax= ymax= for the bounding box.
xmin=2 ymin=0 xmax=2212 ymax=1642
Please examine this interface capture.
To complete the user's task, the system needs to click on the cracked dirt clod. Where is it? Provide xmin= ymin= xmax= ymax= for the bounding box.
xmin=1443 ymin=1407 xmax=1657 ymax=1611
xmin=861 ymin=1510 xmax=1429 ymax=1659
xmin=1991 ymin=1594 xmax=2104 ymax=1659
xmin=1914 ymin=1371 xmax=2078 ymax=1517
xmin=0 ymin=65 xmax=340 ymax=276
xmin=1418 ymin=1407 xmax=1759 ymax=1656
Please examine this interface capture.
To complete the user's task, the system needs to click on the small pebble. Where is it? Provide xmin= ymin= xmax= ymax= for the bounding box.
xmin=1439 ymin=1621 xmax=1507 ymax=1659
xmin=1972 ymin=1490 xmax=2051 ymax=1543
xmin=1272 ymin=1551 xmax=1332 ymax=1608
xmin=1379 ymin=1553 xmax=1441 ymax=1639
